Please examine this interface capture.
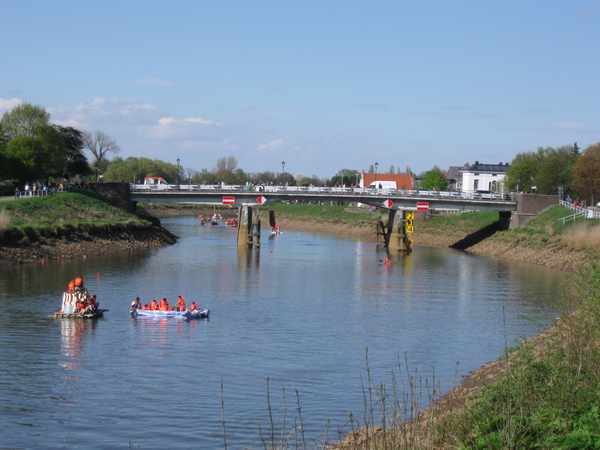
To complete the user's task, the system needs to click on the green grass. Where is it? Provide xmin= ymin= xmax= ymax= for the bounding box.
xmin=419 ymin=210 xmax=500 ymax=233
xmin=1 ymin=190 xmax=142 ymax=227
xmin=0 ymin=190 xmax=151 ymax=245
xmin=260 ymin=203 xmax=379 ymax=227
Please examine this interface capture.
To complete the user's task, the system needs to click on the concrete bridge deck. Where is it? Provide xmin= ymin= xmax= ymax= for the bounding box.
xmin=129 ymin=185 xmax=518 ymax=212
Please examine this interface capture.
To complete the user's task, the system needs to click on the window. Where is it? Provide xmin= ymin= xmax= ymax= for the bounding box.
xmin=474 ymin=180 xmax=479 ymax=190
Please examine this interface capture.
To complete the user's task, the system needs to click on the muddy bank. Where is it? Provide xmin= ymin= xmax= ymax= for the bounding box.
xmin=0 ymin=223 xmax=178 ymax=266
xmin=275 ymin=214 xmax=588 ymax=273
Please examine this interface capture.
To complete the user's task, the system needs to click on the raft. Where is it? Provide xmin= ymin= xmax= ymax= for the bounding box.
xmin=53 ymin=310 xmax=106 ymax=319
xmin=51 ymin=291 xmax=108 ymax=319
xmin=131 ymin=309 xmax=210 ymax=319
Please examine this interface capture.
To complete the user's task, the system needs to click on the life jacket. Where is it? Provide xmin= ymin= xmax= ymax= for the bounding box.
xmin=159 ymin=304 xmax=169 ymax=311
xmin=74 ymin=277 xmax=83 ymax=287
xmin=150 ymin=301 xmax=158 ymax=310
xmin=190 ymin=303 xmax=197 ymax=310
xmin=68 ymin=282 xmax=75 ymax=292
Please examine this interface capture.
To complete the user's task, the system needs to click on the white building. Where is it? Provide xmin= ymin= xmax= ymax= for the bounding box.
xmin=460 ymin=161 xmax=510 ymax=193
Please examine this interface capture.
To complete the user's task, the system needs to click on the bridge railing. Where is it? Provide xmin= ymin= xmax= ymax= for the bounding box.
xmin=130 ymin=184 xmax=507 ymax=200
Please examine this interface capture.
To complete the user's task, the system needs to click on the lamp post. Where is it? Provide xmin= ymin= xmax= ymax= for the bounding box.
xmin=281 ymin=161 xmax=285 ymax=185
xmin=375 ymin=162 xmax=378 ymax=186
xmin=176 ymin=158 xmax=180 ymax=189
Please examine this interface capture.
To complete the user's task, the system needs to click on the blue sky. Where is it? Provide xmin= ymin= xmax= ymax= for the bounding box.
xmin=1 ymin=1 xmax=599 ymax=180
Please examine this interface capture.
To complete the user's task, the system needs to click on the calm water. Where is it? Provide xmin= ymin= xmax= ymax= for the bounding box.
xmin=0 ymin=216 xmax=563 ymax=449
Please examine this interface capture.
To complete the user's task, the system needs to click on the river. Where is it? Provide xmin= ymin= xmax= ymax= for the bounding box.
xmin=0 ymin=216 xmax=563 ymax=449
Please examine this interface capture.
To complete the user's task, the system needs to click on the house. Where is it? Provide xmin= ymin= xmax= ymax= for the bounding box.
xmin=361 ymin=173 xmax=414 ymax=190
xmin=446 ymin=166 xmax=463 ymax=191
xmin=460 ymin=161 xmax=510 ymax=193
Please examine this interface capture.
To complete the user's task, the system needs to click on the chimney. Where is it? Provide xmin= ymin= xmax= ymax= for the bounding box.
xmin=475 ymin=161 xmax=479 ymax=165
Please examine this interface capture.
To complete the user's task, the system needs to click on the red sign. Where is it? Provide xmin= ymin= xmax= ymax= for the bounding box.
xmin=416 ymin=202 xmax=429 ymax=211
xmin=256 ymin=195 xmax=267 ymax=205
xmin=383 ymin=199 xmax=394 ymax=209
xmin=222 ymin=196 xmax=235 ymax=205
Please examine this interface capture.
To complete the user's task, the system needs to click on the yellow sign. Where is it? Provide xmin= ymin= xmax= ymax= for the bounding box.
xmin=405 ymin=212 xmax=414 ymax=233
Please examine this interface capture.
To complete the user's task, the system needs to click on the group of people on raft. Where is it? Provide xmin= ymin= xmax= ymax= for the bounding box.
xmin=130 ymin=296 xmax=202 ymax=313
xmin=66 ymin=277 xmax=100 ymax=314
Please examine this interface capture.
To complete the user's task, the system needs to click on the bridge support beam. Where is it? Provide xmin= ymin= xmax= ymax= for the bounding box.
xmin=377 ymin=210 xmax=413 ymax=252
xmin=237 ymin=206 xmax=261 ymax=249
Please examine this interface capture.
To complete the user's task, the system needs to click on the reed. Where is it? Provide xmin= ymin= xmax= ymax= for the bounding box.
xmin=0 ymin=208 xmax=10 ymax=231
xmin=559 ymin=220 xmax=600 ymax=251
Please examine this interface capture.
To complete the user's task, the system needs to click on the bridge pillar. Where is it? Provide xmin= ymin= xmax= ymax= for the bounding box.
xmin=237 ymin=206 xmax=261 ymax=249
xmin=378 ymin=210 xmax=413 ymax=252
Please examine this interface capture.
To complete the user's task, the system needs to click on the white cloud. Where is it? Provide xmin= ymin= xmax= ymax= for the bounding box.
xmin=0 ymin=98 xmax=23 ymax=112
xmin=256 ymin=139 xmax=290 ymax=152
xmin=146 ymin=117 xmax=226 ymax=139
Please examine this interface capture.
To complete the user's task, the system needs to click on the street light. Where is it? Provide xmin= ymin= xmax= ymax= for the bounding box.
xmin=281 ymin=161 xmax=285 ymax=185
xmin=176 ymin=158 xmax=180 ymax=188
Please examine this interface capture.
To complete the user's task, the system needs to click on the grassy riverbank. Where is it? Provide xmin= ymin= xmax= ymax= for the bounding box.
xmin=0 ymin=190 xmax=176 ymax=264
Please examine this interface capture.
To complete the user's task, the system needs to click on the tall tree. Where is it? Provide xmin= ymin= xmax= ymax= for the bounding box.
xmin=573 ymin=142 xmax=600 ymax=204
xmin=535 ymin=144 xmax=579 ymax=196
xmin=419 ymin=166 xmax=448 ymax=191
xmin=82 ymin=130 xmax=120 ymax=163
xmin=213 ymin=155 xmax=239 ymax=183
xmin=504 ymin=151 xmax=541 ymax=193
xmin=0 ymin=103 xmax=50 ymax=139
xmin=4 ymin=136 xmax=41 ymax=184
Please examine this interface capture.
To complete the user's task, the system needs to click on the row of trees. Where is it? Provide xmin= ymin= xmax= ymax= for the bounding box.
xmin=505 ymin=142 xmax=600 ymax=203
xmin=0 ymin=103 xmax=122 ymax=187
xmin=101 ymin=155 xmax=324 ymax=188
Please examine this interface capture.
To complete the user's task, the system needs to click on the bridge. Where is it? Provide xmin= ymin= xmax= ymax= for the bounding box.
xmin=129 ymin=184 xmax=518 ymax=212
xmin=93 ymin=183 xmax=558 ymax=253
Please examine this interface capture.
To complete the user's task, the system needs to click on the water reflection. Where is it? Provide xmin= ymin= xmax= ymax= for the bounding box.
xmin=60 ymin=319 xmax=99 ymax=372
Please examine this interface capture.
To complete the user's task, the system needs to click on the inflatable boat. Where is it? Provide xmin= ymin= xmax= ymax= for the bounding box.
xmin=130 ymin=309 xmax=210 ymax=319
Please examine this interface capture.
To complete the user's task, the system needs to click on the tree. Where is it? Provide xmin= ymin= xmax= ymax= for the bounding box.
xmin=4 ymin=136 xmax=41 ymax=184
xmin=504 ymin=151 xmax=540 ymax=193
xmin=535 ymin=144 xmax=579 ymax=197
xmin=82 ymin=130 xmax=120 ymax=163
xmin=329 ymin=168 xmax=360 ymax=186
xmin=1 ymin=103 xmax=50 ymax=139
xmin=573 ymin=142 xmax=600 ymax=204
xmin=419 ymin=166 xmax=448 ymax=191
xmin=213 ymin=155 xmax=238 ymax=184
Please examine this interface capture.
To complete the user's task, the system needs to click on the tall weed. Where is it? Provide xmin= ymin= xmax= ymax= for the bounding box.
xmin=0 ymin=208 xmax=10 ymax=231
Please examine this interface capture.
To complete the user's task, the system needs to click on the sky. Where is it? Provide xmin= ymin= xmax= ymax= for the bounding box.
xmin=1 ymin=1 xmax=599 ymax=180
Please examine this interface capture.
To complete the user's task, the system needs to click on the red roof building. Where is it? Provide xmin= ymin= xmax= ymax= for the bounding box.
xmin=362 ymin=173 xmax=414 ymax=190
